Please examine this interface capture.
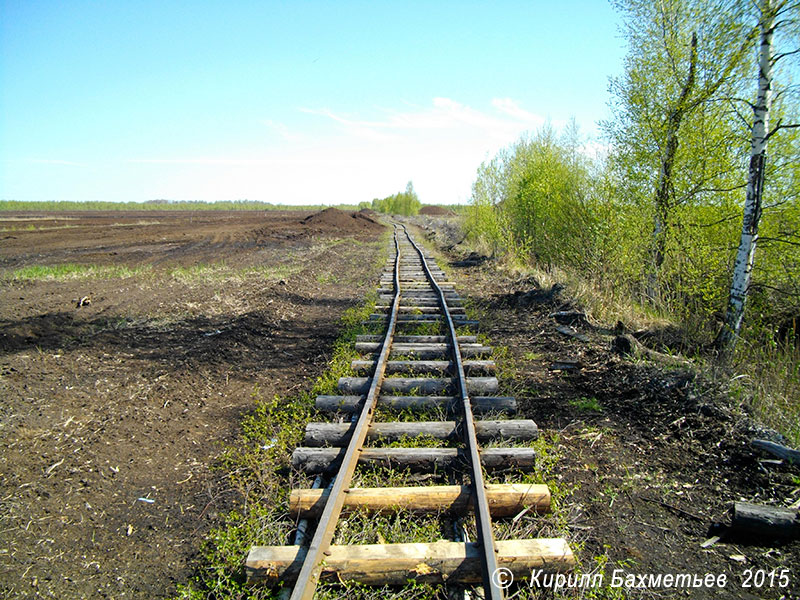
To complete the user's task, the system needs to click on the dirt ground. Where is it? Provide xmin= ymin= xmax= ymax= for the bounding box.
xmin=408 ymin=218 xmax=800 ymax=600
xmin=3 ymin=209 xmax=798 ymax=599
xmin=0 ymin=209 xmax=386 ymax=599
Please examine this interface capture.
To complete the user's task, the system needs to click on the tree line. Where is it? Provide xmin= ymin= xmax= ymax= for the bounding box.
xmin=360 ymin=181 xmax=422 ymax=216
xmin=466 ymin=0 xmax=799 ymax=436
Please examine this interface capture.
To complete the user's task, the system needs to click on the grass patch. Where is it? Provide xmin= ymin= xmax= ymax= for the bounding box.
xmin=5 ymin=263 xmax=150 ymax=281
xmin=166 ymin=262 xmax=300 ymax=284
xmin=174 ymin=269 xmax=380 ymax=600
xmin=569 ymin=396 xmax=603 ymax=413
xmin=334 ymin=508 xmax=441 ymax=545
xmin=4 ymin=261 xmax=300 ymax=285
xmin=727 ymin=337 xmax=800 ymax=446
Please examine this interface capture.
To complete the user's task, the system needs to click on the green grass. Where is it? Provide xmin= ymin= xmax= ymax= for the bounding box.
xmin=173 ymin=268 xmax=381 ymax=600
xmin=333 ymin=508 xmax=441 ymax=545
xmin=721 ymin=330 xmax=800 ymax=446
xmin=166 ymin=262 xmax=300 ymax=284
xmin=569 ymin=396 xmax=603 ymax=413
xmin=3 ymin=261 xmax=302 ymax=285
xmin=0 ymin=223 xmax=80 ymax=232
xmin=5 ymin=263 xmax=149 ymax=281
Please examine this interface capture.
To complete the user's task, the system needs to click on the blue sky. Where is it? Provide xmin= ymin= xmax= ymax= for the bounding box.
xmin=0 ymin=1 xmax=625 ymax=205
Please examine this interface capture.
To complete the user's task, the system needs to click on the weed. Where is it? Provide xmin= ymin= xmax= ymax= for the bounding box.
xmin=400 ymin=321 xmax=443 ymax=336
xmin=569 ymin=396 xmax=603 ymax=413
xmin=173 ymin=251 xmax=386 ymax=600
xmin=334 ymin=508 xmax=440 ymax=545
xmin=316 ymin=271 xmax=340 ymax=284
xmin=5 ymin=263 xmax=150 ymax=281
xmin=369 ymin=433 xmax=445 ymax=449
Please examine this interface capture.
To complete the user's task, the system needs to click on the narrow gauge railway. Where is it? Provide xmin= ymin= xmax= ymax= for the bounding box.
xmin=245 ymin=225 xmax=575 ymax=598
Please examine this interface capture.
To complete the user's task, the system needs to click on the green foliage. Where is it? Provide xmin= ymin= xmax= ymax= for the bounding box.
xmin=466 ymin=123 xmax=601 ymax=272
xmin=173 ymin=279 xmax=381 ymax=598
xmin=371 ymin=181 xmax=422 ymax=216
xmin=569 ymin=397 xmax=603 ymax=413
xmin=5 ymin=263 xmax=149 ymax=281
xmin=333 ymin=509 xmax=440 ymax=545
xmin=463 ymin=3 xmax=800 ymax=443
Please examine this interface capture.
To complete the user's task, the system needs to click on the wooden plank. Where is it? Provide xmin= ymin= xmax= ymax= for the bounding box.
xmin=315 ymin=395 xmax=516 ymax=415
xmin=368 ymin=313 xmax=471 ymax=321
xmin=555 ymin=325 xmax=590 ymax=342
xmin=378 ymin=297 xmax=462 ymax=306
xmin=303 ymin=419 xmax=538 ymax=446
xmin=351 ymin=359 xmax=495 ymax=375
xmin=246 ymin=538 xmax=575 ymax=585
xmin=356 ymin=335 xmax=476 ymax=343
xmin=289 ymin=483 xmax=550 ymax=517
xmin=375 ymin=305 xmax=467 ymax=314
xmin=355 ymin=342 xmax=492 ymax=358
xmin=291 ymin=447 xmax=536 ymax=474
xmin=383 ymin=277 xmax=452 ymax=282
xmin=357 ymin=342 xmax=488 ymax=350
xmin=379 ymin=294 xmax=462 ymax=302
xmin=378 ymin=288 xmax=460 ymax=296
xmin=338 ymin=376 xmax=498 ymax=395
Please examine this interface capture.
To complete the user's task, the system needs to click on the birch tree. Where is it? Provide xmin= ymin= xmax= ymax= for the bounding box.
xmin=606 ymin=0 xmax=756 ymax=301
xmin=716 ymin=0 xmax=800 ymax=352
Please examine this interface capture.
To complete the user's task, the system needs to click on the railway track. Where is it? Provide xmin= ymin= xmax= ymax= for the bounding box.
xmin=245 ymin=224 xmax=575 ymax=597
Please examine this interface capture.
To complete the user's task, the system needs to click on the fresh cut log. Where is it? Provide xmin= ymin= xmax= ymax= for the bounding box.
xmin=289 ymin=483 xmax=550 ymax=517
xmin=245 ymin=538 xmax=575 ymax=584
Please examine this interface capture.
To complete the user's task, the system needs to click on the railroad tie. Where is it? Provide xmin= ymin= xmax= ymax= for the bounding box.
xmin=245 ymin=224 xmax=576 ymax=598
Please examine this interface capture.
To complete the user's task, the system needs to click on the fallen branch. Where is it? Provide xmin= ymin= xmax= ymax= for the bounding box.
xmin=612 ymin=334 xmax=691 ymax=367
xmin=556 ymin=325 xmax=589 ymax=342
xmin=752 ymin=439 xmax=800 ymax=465
xmin=730 ymin=502 xmax=800 ymax=539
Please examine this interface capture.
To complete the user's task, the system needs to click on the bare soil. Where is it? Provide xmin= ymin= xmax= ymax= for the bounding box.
xmin=0 ymin=210 xmax=386 ymax=599
xmin=409 ymin=220 xmax=800 ymax=600
xmin=4 ymin=209 xmax=798 ymax=600
xmin=418 ymin=206 xmax=455 ymax=216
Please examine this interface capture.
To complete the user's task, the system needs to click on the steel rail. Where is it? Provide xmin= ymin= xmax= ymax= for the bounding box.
xmin=289 ymin=225 xmax=403 ymax=600
xmin=401 ymin=225 xmax=504 ymax=600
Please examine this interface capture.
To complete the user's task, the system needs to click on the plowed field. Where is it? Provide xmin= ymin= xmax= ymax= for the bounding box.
xmin=0 ymin=209 xmax=386 ymax=599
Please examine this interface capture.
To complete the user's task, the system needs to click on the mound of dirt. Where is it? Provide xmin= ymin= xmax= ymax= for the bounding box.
xmin=300 ymin=207 xmax=383 ymax=233
xmin=419 ymin=205 xmax=455 ymax=216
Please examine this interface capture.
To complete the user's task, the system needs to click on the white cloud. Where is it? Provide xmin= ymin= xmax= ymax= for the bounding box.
xmin=300 ymin=97 xmax=547 ymax=146
xmin=491 ymin=97 xmax=545 ymax=126
xmin=124 ymin=98 xmax=564 ymax=205
xmin=127 ymin=157 xmax=288 ymax=166
xmin=27 ymin=159 xmax=89 ymax=167
xmin=260 ymin=119 xmax=307 ymax=143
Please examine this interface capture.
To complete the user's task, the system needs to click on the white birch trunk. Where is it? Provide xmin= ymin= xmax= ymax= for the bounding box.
xmin=717 ymin=0 xmax=775 ymax=352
